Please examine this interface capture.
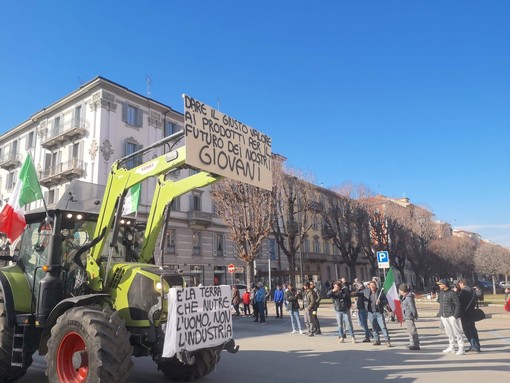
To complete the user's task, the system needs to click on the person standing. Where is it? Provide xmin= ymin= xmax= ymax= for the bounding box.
xmin=231 ymin=285 xmax=241 ymax=316
xmin=255 ymin=282 xmax=267 ymax=324
xmin=399 ymin=284 xmax=420 ymax=350
xmin=309 ymin=281 xmax=322 ymax=334
xmin=285 ymin=283 xmax=303 ymax=334
xmin=327 ymin=281 xmax=356 ymax=343
xmin=251 ymin=285 xmax=259 ymax=322
xmin=437 ymin=279 xmax=465 ymax=355
xmin=242 ymin=288 xmax=251 ymax=316
xmin=458 ymin=279 xmax=481 ymax=352
xmin=352 ymin=283 xmax=371 ymax=342
xmin=365 ymin=281 xmax=391 ymax=347
xmin=303 ymin=282 xmax=319 ymax=336
xmin=274 ymin=284 xmax=284 ymax=319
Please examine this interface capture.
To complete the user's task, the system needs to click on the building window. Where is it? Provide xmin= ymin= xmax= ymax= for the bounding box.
xmin=171 ymin=196 xmax=180 ymax=211
xmin=122 ymin=102 xmax=143 ymax=127
xmin=192 ymin=231 xmax=201 ymax=255
xmin=164 ymin=121 xmax=181 ymax=137
xmin=191 ymin=192 xmax=202 ymax=211
xmin=74 ymin=105 xmax=82 ymax=127
xmin=124 ymin=139 xmax=143 ymax=169
xmin=303 ymin=238 xmax=310 ymax=253
xmin=312 ymin=215 xmax=319 ymax=230
xmin=214 ymin=233 xmax=224 ymax=256
xmin=46 ymin=189 xmax=59 ymax=205
xmin=6 ymin=171 xmax=17 ymax=191
xmin=53 ymin=116 xmax=61 ymax=135
xmin=323 ymin=241 xmax=330 ymax=255
xmin=313 ymin=236 xmax=320 ymax=253
xmin=166 ymin=229 xmax=176 ymax=254
xmin=26 ymin=131 xmax=35 ymax=149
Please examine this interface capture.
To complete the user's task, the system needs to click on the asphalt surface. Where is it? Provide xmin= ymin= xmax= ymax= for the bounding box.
xmin=18 ymin=301 xmax=510 ymax=382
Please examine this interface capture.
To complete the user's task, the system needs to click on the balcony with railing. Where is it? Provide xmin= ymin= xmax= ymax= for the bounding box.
xmin=187 ymin=210 xmax=213 ymax=229
xmin=39 ymin=158 xmax=86 ymax=187
xmin=41 ymin=119 xmax=89 ymax=150
xmin=0 ymin=153 xmax=22 ymax=170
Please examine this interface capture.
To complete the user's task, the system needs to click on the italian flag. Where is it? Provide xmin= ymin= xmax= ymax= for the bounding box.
xmin=122 ymin=183 xmax=141 ymax=215
xmin=382 ymin=267 xmax=403 ymax=323
xmin=0 ymin=154 xmax=43 ymax=243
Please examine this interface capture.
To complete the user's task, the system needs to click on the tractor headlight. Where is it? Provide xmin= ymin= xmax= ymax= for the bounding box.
xmin=155 ymin=281 xmax=163 ymax=291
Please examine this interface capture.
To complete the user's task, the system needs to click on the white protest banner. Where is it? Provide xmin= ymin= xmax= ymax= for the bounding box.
xmin=162 ymin=285 xmax=233 ymax=358
xmin=183 ymin=94 xmax=272 ymax=191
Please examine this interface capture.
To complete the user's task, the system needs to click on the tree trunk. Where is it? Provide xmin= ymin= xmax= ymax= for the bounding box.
xmin=245 ymin=260 xmax=254 ymax=287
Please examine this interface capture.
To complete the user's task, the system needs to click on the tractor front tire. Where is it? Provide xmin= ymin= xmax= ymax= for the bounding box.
xmin=46 ymin=306 xmax=133 ymax=383
xmin=157 ymin=345 xmax=223 ymax=381
xmin=0 ymin=289 xmax=33 ymax=382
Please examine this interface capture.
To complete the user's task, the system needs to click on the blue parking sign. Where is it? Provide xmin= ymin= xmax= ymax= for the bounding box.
xmin=377 ymin=251 xmax=389 ymax=268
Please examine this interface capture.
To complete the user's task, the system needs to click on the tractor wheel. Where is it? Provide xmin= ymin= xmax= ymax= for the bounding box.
xmin=0 ymin=289 xmax=34 ymax=382
xmin=156 ymin=345 xmax=222 ymax=381
xmin=46 ymin=306 xmax=133 ymax=383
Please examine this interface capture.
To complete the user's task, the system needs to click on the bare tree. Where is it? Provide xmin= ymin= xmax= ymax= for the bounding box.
xmin=210 ymin=178 xmax=273 ymax=287
xmin=428 ymin=235 xmax=477 ymax=278
xmin=474 ymin=243 xmax=510 ymax=294
xmin=406 ymin=206 xmax=438 ymax=289
xmin=361 ymin=196 xmax=411 ymax=281
xmin=322 ymin=183 xmax=372 ymax=280
xmin=271 ymin=160 xmax=316 ymax=285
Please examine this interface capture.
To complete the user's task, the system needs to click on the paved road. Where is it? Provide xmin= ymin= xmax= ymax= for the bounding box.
xmin=19 ymin=302 xmax=510 ymax=382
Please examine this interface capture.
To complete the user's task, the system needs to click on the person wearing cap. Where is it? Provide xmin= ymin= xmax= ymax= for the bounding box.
xmin=399 ymin=284 xmax=420 ymax=350
xmin=458 ymin=279 xmax=481 ymax=352
xmin=437 ymin=279 xmax=465 ymax=355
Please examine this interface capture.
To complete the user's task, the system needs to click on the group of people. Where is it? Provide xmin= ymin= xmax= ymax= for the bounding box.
xmin=232 ymin=276 xmax=483 ymax=355
xmin=437 ymin=278 xmax=481 ymax=354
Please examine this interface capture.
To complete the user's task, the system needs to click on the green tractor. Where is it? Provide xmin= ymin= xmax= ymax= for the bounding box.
xmin=0 ymin=132 xmax=237 ymax=382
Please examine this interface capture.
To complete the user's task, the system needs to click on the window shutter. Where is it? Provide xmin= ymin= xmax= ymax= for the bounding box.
xmin=137 ymin=109 xmax=143 ymax=127
xmin=122 ymin=102 xmax=127 ymax=122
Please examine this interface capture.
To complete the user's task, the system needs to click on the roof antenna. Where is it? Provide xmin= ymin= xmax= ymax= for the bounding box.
xmin=146 ymin=75 xmax=152 ymax=98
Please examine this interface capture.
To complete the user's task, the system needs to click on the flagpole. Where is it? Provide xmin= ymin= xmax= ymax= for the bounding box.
xmin=377 ymin=267 xmax=389 ymax=300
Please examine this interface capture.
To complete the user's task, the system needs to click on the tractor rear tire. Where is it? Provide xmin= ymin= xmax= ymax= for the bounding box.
xmin=156 ymin=345 xmax=222 ymax=381
xmin=46 ymin=306 xmax=133 ymax=383
xmin=0 ymin=289 xmax=33 ymax=382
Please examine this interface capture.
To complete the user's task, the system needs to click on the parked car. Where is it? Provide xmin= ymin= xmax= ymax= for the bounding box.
xmin=476 ymin=280 xmax=493 ymax=292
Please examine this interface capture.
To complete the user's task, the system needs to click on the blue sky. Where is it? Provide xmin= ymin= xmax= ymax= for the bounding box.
xmin=1 ymin=1 xmax=509 ymax=246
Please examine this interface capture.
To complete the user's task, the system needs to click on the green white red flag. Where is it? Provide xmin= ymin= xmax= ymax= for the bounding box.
xmin=0 ymin=154 xmax=43 ymax=243
xmin=122 ymin=183 xmax=141 ymax=215
xmin=382 ymin=267 xmax=403 ymax=323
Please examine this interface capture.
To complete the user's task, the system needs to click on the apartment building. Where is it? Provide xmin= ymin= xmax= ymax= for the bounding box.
xmin=0 ymin=76 xmax=284 ymax=286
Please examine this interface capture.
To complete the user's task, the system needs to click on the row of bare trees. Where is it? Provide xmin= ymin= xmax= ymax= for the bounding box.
xmin=211 ymin=160 xmax=510 ymax=290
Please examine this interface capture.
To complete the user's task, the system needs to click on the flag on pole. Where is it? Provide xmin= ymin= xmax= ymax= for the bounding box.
xmin=0 ymin=154 xmax=43 ymax=243
xmin=122 ymin=183 xmax=141 ymax=215
xmin=382 ymin=268 xmax=403 ymax=323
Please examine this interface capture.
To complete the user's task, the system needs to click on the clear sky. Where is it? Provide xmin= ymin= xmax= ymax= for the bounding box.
xmin=1 ymin=1 xmax=509 ymax=246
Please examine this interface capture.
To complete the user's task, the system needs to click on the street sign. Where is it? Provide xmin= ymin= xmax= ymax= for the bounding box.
xmin=377 ymin=251 xmax=390 ymax=269
xmin=228 ymin=264 xmax=236 ymax=274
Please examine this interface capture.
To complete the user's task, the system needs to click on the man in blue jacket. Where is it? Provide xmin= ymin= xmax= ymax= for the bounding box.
xmin=274 ymin=284 xmax=284 ymax=319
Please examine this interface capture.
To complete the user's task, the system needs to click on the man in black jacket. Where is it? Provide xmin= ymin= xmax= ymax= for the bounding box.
xmin=458 ymin=279 xmax=481 ymax=352
xmin=437 ymin=279 xmax=465 ymax=355
xmin=327 ymin=281 xmax=355 ymax=343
